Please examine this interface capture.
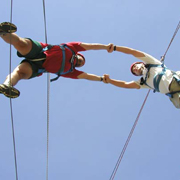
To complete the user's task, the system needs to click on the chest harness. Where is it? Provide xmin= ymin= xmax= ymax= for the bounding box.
xmin=140 ymin=63 xmax=180 ymax=98
xmin=50 ymin=44 xmax=76 ymax=82
xmin=35 ymin=44 xmax=76 ymax=82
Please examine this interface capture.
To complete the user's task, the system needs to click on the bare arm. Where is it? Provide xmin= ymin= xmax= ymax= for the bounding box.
xmin=80 ymin=42 xmax=114 ymax=53
xmin=77 ymin=72 xmax=103 ymax=81
xmin=103 ymin=74 xmax=140 ymax=89
xmin=115 ymin=46 xmax=145 ymax=57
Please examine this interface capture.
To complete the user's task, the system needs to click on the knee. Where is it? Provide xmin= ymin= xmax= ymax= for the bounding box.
xmin=17 ymin=38 xmax=32 ymax=49
xmin=13 ymin=63 xmax=32 ymax=79
xmin=15 ymin=38 xmax=32 ymax=55
xmin=16 ymin=69 xmax=27 ymax=79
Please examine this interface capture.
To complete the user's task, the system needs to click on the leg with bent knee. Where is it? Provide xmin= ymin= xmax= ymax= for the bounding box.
xmin=1 ymin=33 xmax=32 ymax=56
xmin=0 ymin=22 xmax=34 ymax=98
xmin=0 ymin=62 xmax=33 ymax=98
xmin=0 ymin=22 xmax=32 ymax=56
xmin=4 ymin=62 xmax=33 ymax=86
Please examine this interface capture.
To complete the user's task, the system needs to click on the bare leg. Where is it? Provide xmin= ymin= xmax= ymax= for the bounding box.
xmin=1 ymin=33 xmax=32 ymax=56
xmin=4 ymin=62 xmax=33 ymax=86
xmin=0 ymin=23 xmax=33 ymax=98
xmin=0 ymin=62 xmax=32 ymax=98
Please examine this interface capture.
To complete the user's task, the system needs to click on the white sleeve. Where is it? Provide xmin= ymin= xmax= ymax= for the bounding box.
xmin=133 ymin=80 xmax=150 ymax=89
xmin=136 ymin=52 xmax=161 ymax=65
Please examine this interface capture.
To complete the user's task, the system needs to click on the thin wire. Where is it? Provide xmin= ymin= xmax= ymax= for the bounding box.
xmin=9 ymin=0 xmax=18 ymax=179
xmin=46 ymin=76 xmax=50 ymax=180
xmin=42 ymin=0 xmax=48 ymax=43
xmin=42 ymin=1 xmax=50 ymax=180
xmin=109 ymin=90 xmax=150 ymax=180
xmin=9 ymin=101 xmax=18 ymax=180
xmin=161 ymin=21 xmax=180 ymax=61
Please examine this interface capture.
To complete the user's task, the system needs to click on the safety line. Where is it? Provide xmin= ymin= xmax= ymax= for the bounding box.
xmin=9 ymin=0 xmax=19 ymax=180
xmin=161 ymin=21 xmax=180 ymax=61
xmin=42 ymin=1 xmax=50 ymax=180
xmin=46 ymin=72 xmax=50 ymax=180
xmin=109 ymin=90 xmax=150 ymax=180
xmin=9 ymin=100 xmax=18 ymax=180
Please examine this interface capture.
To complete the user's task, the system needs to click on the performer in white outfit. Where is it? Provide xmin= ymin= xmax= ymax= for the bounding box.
xmin=103 ymin=45 xmax=180 ymax=109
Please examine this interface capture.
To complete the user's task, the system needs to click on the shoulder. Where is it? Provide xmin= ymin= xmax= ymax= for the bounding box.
xmin=62 ymin=69 xmax=84 ymax=79
xmin=65 ymin=42 xmax=86 ymax=52
xmin=66 ymin=42 xmax=81 ymax=46
xmin=127 ymin=81 xmax=141 ymax=89
xmin=133 ymin=79 xmax=150 ymax=89
xmin=137 ymin=52 xmax=161 ymax=65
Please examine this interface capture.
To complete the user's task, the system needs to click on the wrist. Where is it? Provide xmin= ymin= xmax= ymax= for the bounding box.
xmin=100 ymin=76 xmax=103 ymax=81
xmin=114 ymin=45 xmax=116 ymax=51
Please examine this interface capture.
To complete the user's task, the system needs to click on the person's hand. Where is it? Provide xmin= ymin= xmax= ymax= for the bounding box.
xmin=107 ymin=43 xmax=114 ymax=53
xmin=103 ymin=74 xmax=110 ymax=83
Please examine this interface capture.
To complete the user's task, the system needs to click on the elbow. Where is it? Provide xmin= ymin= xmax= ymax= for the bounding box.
xmin=124 ymin=82 xmax=140 ymax=89
xmin=83 ymin=73 xmax=89 ymax=79
xmin=136 ymin=86 xmax=140 ymax=89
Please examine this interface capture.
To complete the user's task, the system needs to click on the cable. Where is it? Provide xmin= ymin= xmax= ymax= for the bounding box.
xmin=9 ymin=100 xmax=18 ymax=180
xmin=42 ymin=1 xmax=50 ymax=180
xmin=8 ymin=0 xmax=19 ymax=180
xmin=161 ymin=21 xmax=180 ymax=62
xmin=109 ymin=90 xmax=150 ymax=180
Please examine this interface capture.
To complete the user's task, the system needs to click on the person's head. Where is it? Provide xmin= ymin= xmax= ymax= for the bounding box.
xmin=75 ymin=53 xmax=85 ymax=68
xmin=130 ymin=62 xmax=145 ymax=76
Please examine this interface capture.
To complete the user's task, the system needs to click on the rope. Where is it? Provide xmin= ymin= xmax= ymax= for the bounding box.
xmin=42 ymin=0 xmax=48 ymax=44
xmin=109 ymin=90 xmax=150 ymax=180
xmin=42 ymin=1 xmax=50 ymax=180
xmin=161 ymin=21 xmax=180 ymax=62
xmin=8 ymin=0 xmax=19 ymax=180
xmin=9 ymin=100 xmax=18 ymax=180
xmin=46 ymin=77 xmax=50 ymax=180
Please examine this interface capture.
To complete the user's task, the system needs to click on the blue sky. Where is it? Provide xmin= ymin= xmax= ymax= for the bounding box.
xmin=0 ymin=0 xmax=180 ymax=180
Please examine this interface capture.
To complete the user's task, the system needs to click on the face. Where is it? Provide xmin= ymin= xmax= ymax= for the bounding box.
xmin=132 ymin=63 xmax=144 ymax=76
xmin=75 ymin=55 xmax=85 ymax=67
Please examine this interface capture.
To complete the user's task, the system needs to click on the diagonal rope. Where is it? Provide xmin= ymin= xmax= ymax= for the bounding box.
xmin=42 ymin=1 xmax=50 ymax=180
xmin=161 ymin=21 xmax=180 ymax=62
xmin=109 ymin=90 xmax=150 ymax=180
xmin=109 ymin=20 xmax=180 ymax=180
xmin=9 ymin=0 xmax=18 ymax=180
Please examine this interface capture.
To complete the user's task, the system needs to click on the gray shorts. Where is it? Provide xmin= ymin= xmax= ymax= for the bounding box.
xmin=169 ymin=71 xmax=180 ymax=109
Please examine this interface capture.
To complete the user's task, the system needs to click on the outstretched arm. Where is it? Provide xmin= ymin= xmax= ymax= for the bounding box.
xmin=77 ymin=72 xmax=104 ymax=81
xmin=103 ymin=74 xmax=140 ymax=89
xmin=80 ymin=43 xmax=114 ymax=53
xmin=115 ymin=46 xmax=145 ymax=57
